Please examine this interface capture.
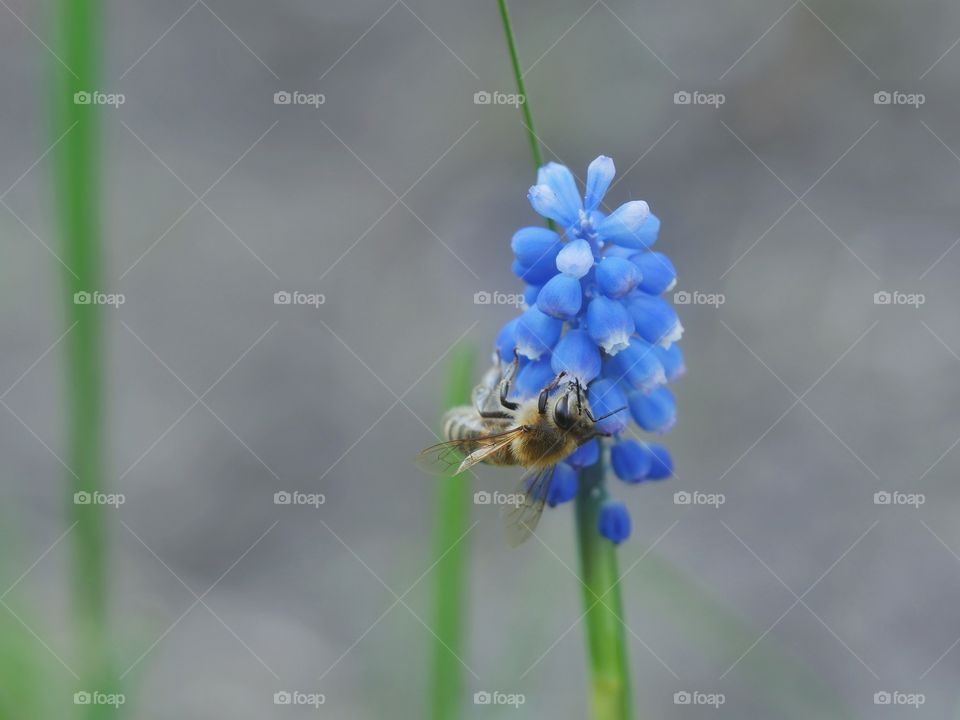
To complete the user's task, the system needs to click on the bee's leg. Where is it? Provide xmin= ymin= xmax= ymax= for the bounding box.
xmin=473 ymin=365 xmax=503 ymax=415
xmin=499 ymin=377 xmax=520 ymax=411
xmin=479 ymin=409 xmax=512 ymax=419
xmin=506 ymin=349 xmax=521 ymax=382
xmin=537 ymin=371 xmax=568 ymax=415
xmin=494 ymin=350 xmax=521 ymax=411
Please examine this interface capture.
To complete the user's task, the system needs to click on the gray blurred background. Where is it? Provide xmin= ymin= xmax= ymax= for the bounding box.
xmin=3 ymin=0 xmax=960 ymax=717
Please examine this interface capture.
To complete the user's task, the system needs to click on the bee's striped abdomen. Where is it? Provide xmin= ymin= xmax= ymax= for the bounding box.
xmin=442 ymin=406 xmax=487 ymax=441
xmin=441 ymin=406 xmax=517 ymax=466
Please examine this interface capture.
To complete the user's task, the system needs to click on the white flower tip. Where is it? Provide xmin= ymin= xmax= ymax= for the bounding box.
xmin=659 ymin=321 xmax=684 ymax=349
xmin=623 ymin=200 xmax=650 ymax=222
xmin=641 ymin=367 xmax=668 ymax=392
xmin=516 ymin=343 xmax=543 ymax=361
xmin=556 ymin=240 xmax=594 ymax=278
xmin=601 ymin=333 xmax=632 ymax=356
xmin=655 ymin=418 xmax=677 ymax=435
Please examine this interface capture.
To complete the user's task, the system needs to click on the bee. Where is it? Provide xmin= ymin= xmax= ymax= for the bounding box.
xmin=417 ymin=353 xmax=626 ymax=545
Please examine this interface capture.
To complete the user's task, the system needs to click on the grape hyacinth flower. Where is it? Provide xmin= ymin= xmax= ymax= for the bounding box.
xmin=498 ymin=156 xmax=684 ymax=544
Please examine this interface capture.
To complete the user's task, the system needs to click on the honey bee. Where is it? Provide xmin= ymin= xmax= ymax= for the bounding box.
xmin=418 ymin=353 xmax=626 ymax=545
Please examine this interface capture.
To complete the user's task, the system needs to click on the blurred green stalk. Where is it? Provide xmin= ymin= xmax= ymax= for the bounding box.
xmin=50 ymin=0 xmax=112 ymax=707
xmin=429 ymin=347 xmax=474 ymax=720
xmin=496 ymin=3 xmax=632 ymax=718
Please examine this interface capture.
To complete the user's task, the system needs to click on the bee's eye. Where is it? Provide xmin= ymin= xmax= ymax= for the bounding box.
xmin=554 ymin=394 xmax=575 ymax=430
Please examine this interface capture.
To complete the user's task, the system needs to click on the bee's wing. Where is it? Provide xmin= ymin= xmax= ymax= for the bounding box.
xmin=416 ymin=427 xmax=525 ymax=477
xmin=501 ymin=465 xmax=555 ymax=547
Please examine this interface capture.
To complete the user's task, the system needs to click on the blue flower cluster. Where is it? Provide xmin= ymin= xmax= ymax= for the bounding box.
xmin=495 ymin=156 xmax=685 ymax=544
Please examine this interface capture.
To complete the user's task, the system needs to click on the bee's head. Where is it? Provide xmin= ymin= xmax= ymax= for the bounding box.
xmin=547 ymin=378 xmax=624 ymax=440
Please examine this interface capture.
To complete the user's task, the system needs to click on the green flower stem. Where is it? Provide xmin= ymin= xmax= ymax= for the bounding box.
xmin=495 ymin=3 xmax=633 ymax=717
xmin=496 ymin=0 xmax=556 ymax=232
xmin=496 ymin=0 xmax=543 ymax=169
xmin=575 ymin=460 xmax=633 ymax=720
xmin=51 ymin=0 xmax=112 ymax=701
xmin=429 ymin=346 xmax=475 ymax=720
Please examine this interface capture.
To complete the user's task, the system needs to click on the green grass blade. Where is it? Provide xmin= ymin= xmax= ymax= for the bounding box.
xmin=50 ymin=0 xmax=115 ymax=715
xmin=428 ymin=346 xmax=475 ymax=720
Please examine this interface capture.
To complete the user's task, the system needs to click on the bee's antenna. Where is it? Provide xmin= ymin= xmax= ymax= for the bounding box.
xmin=591 ymin=405 xmax=628 ymax=423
